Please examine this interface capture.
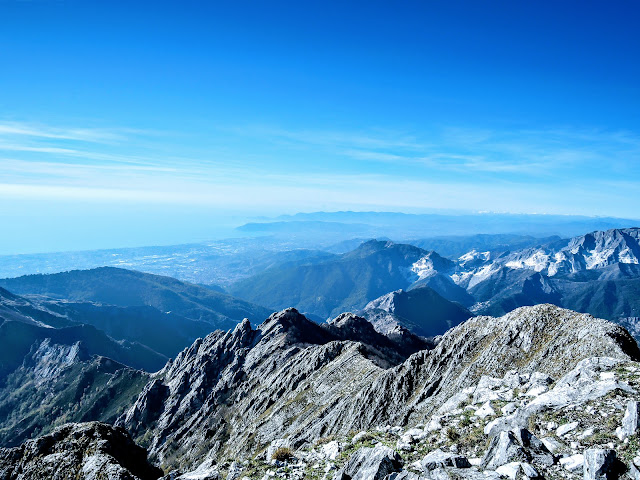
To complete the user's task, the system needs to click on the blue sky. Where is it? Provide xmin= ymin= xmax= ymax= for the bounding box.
xmin=1 ymin=1 xmax=639 ymax=253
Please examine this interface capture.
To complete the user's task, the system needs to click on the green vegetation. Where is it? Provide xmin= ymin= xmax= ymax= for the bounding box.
xmin=445 ymin=426 xmax=460 ymax=443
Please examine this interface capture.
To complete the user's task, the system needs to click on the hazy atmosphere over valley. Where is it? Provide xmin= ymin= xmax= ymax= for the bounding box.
xmin=1 ymin=1 xmax=640 ymax=480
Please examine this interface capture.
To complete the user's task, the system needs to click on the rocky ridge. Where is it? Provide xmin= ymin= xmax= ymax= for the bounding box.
xmin=192 ymin=356 xmax=640 ymax=480
xmin=0 ymin=337 xmax=149 ymax=447
xmin=115 ymin=304 xmax=639 ymax=476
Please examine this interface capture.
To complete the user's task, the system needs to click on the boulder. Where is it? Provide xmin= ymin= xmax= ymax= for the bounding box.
xmin=333 ymin=445 xmax=402 ymax=480
xmin=175 ymin=458 xmax=220 ymax=479
xmin=559 ymin=453 xmax=584 ymax=472
xmin=618 ymin=401 xmax=640 ymax=440
xmin=421 ymin=449 xmax=471 ymax=471
xmin=583 ymin=449 xmax=617 ymax=480
xmin=495 ymin=462 xmax=539 ymax=480
xmin=556 ymin=421 xmax=579 ymax=436
xmin=481 ymin=428 xmax=553 ymax=470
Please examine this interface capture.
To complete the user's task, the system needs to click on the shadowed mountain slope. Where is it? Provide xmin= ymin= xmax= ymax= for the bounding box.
xmin=0 ymin=266 xmax=273 ymax=329
xmin=362 ymin=285 xmax=472 ymax=338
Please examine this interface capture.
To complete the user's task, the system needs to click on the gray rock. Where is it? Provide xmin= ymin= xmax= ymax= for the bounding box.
xmin=628 ymin=463 xmax=640 ymax=480
xmin=116 ymin=305 xmax=639 ymax=471
xmin=583 ymin=449 xmax=617 ymax=480
xmin=333 ymin=445 xmax=402 ymax=480
xmin=266 ymin=439 xmax=291 ymax=461
xmin=514 ymin=357 xmax=635 ymax=430
xmin=481 ymin=431 xmax=524 ymax=470
xmin=421 ymin=449 xmax=471 ymax=470
xmin=495 ymin=462 xmax=539 ymax=480
xmin=226 ymin=461 xmax=243 ymax=480
xmin=174 ymin=458 xmax=220 ymax=479
xmin=540 ymin=437 xmax=562 ymax=454
xmin=557 ymin=421 xmax=580 ymax=436
xmin=481 ymin=428 xmax=553 ymax=470
xmin=0 ymin=422 xmax=162 ymax=480
xmin=391 ymin=472 xmax=427 ymax=479
xmin=560 ymin=453 xmax=584 ymax=472
xmin=621 ymin=400 xmax=640 ymax=439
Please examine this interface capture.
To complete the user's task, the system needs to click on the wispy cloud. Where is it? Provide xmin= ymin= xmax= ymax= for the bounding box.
xmin=236 ymin=124 xmax=640 ymax=178
xmin=0 ymin=121 xmax=132 ymax=143
xmin=1 ymin=119 xmax=639 ymax=219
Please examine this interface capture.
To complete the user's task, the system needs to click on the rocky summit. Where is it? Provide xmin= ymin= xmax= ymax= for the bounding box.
xmin=1 ymin=304 xmax=640 ymax=479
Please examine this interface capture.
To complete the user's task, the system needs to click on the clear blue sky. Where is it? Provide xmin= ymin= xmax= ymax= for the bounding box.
xmin=1 ymin=0 xmax=639 ymax=253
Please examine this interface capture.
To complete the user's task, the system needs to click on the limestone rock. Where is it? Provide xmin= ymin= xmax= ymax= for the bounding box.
xmin=421 ymin=449 xmax=471 ymax=470
xmin=583 ymin=448 xmax=617 ymax=480
xmin=116 ymin=305 xmax=638 ymax=471
xmin=0 ymin=422 xmax=162 ymax=480
xmin=332 ymin=445 xmax=402 ymax=480
xmin=481 ymin=428 xmax=552 ymax=470
xmin=560 ymin=453 xmax=584 ymax=472
xmin=619 ymin=400 xmax=640 ymax=440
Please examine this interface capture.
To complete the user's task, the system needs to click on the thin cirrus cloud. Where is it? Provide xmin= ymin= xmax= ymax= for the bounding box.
xmin=1 ymin=119 xmax=639 ymax=216
xmin=235 ymin=124 xmax=640 ymax=178
xmin=0 ymin=121 xmax=131 ymax=143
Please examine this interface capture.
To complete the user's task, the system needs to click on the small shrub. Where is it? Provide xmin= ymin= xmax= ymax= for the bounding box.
xmin=271 ymin=447 xmax=294 ymax=462
xmin=445 ymin=426 xmax=460 ymax=442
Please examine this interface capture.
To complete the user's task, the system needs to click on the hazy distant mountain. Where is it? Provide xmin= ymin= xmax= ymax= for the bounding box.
xmin=237 ymin=220 xmax=375 ymax=236
xmin=1 ymin=211 xmax=636 ymax=287
xmin=0 ymin=238 xmax=335 ymax=286
xmin=408 ymin=233 xmax=562 ymax=259
xmin=0 ymin=267 xmax=272 ymax=329
xmin=229 ymin=240 xmax=455 ymax=319
xmin=362 ymin=285 xmax=472 ymax=338
xmin=248 ymin=211 xmax=639 ymax=239
xmin=230 ymin=228 xmax=640 ymax=325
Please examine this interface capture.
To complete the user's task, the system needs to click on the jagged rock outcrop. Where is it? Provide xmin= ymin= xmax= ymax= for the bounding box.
xmin=118 ymin=308 xmax=403 ymax=470
xmin=0 ymin=421 xmax=162 ymax=479
xmin=226 ymin=353 xmax=640 ymax=479
xmin=0 ymin=337 xmax=149 ymax=448
xmin=324 ymin=312 xmax=430 ymax=365
xmin=117 ymin=304 xmax=639 ymax=473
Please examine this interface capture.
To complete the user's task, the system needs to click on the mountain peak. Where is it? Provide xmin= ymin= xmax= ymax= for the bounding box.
xmin=258 ymin=308 xmax=334 ymax=346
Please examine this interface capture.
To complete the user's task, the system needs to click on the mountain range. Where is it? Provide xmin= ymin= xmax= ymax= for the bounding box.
xmin=0 ymin=268 xmax=273 ymax=378
xmin=1 ymin=225 xmax=640 ymax=478
xmin=2 ymin=303 xmax=635 ymax=479
xmin=228 ymin=228 xmax=640 ymax=331
xmin=2 ymin=211 xmax=638 ymax=286
xmin=0 ymin=289 xmax=639 ymax=479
